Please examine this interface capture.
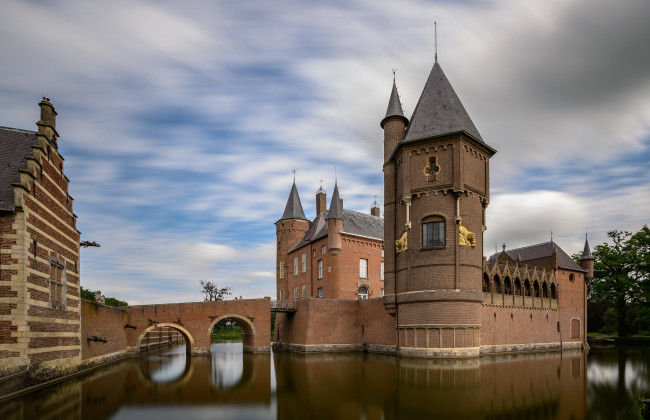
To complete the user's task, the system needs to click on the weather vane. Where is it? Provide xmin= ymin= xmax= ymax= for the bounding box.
xmin=292 ymin=167 xmax=297 ymax=182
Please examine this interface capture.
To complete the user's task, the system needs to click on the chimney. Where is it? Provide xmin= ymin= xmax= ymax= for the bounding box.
xmin=370 ymin=197 xmax=380 ymax=217
xmin=316 ymin=186 xmax=327 ymax=216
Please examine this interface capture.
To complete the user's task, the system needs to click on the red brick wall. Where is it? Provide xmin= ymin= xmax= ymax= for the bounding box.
xmin=80 ymin=300 xmax=128 ymax=360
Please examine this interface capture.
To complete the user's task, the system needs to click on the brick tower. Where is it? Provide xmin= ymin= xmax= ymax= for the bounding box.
xmin=382 ymin=61 xmax=496 ymax=357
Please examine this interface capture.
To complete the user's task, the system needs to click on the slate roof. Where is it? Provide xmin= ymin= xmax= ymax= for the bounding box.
xmin=580 ymin=237 xmax=594 ymax=261
xmin=280 ymin=182 xmax=307 ymax=221
xmin=326 ymin=183 xmax=343 ymax=220
xmin=0 ymin=126 xmax=38 ymax=212
xmin=380 ymin=80 xmax=408 ymax=128
xmin=290 ymin=209 xmax=383 ymax=253
xmin=488 ymin=241 xmax=586 ymax=272
xmin=403 ymin=62 xmax=487 ymax=146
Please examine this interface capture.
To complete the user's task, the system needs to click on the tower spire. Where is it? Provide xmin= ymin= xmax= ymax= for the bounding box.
xmin=434 ymin=21 xmax=438 ymax=63
xmin=280 ymin=175 xmax=307 ymax=221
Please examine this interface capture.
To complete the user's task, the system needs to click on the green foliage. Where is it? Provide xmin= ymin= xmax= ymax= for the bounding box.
xmin=589 ymin=226 xmax=650 ymax=337
xmin=80 ymin=286 xmax=127 ymax=306
xmin=600 ymin=308 xmax=618 ymax=334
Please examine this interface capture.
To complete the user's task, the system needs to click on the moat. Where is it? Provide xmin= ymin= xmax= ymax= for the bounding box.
xmin=2 ymin=342 xmax=648 ymax=419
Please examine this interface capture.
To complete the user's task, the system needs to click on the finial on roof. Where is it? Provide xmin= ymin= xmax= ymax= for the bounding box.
xmin=316 ymin=179 xmax=325 ymax=194
xmin=550 ymin=230 xmax=553 ymax=244
xmin=434 ymin=21 xmax=438 ymax=63
xmin=371 ymin=195 xmax=380 ymax=208
xmin=292 ymin=167 xmax=297 ymax=182
xmin=502 ymin=243 xmax=506 ymax=252
xmin=326 ymin=181 xmax=343 ymax=220
xmin=280 ymin=180 xmax=307 ymax=221
xmin=380 ymin=72 xmax=409 ymax=128
xmin=392 ymin=69 xmax=396 ymax=82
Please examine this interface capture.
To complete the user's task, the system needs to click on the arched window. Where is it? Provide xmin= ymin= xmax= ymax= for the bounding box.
xmin=542 ymin=282 xmax=549 ymax=298
xmin=504 ymin=277 xmax=512 ymax=295
xmin=524 ymin=280 xmax=531 ymax=297
xmin=422 ymin=215 xmax=445 ymax=247
xmin=482 ymin=273 xmax=490 ymax=293
xmin=550 ymin=283 xmax=557 ymax=299
xmin=358 ymin=286 xmax=368 ymax=300
xmin=514 ymin=278 xmax=521 ymax=296
xmin=533 ymin=281 xmax=540 ymax=297
xmin=494 ymin=276 xmax=501 ymax=294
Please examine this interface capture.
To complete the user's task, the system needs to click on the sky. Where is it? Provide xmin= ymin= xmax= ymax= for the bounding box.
xmin=1 ymin=0 xmax=649 ymax=304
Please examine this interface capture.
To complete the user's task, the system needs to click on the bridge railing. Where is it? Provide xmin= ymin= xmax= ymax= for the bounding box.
xmin=270 ymin=301 xmax=296 ymax=312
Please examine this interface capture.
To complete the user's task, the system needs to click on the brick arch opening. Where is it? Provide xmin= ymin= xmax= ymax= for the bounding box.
xmin=207 ymin=314 xmax=256 ymax=350
xmin=135 ymin=323 xmax=194 ymax=354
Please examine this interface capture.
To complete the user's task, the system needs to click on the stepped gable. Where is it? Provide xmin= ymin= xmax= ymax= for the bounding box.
xmin=488 ymin=241 xmax=586 ymax=272
xmin=403 ymin=62 xmax=486 ymax=145
xmin=0 ymin=127 xmax=38 ymax=212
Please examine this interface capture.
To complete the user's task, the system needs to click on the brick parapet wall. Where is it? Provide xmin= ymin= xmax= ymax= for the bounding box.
xmin=80 ymin=300 xmax=128 ymax=361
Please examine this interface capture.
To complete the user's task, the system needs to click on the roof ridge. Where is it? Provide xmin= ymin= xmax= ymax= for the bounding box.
xmin=0 ymin=126 xmax=36 ymax=134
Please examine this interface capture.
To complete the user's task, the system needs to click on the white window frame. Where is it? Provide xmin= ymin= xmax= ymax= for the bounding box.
xmin=302 ymin=284 xmax=306 ymax=299
xmin=294 ymin=257 xmax=298 ymax=275
xmin=301 ymin=253 xmax=307 ymax=273
xmin=380 ymin=288 xmax=384 ymax=297
xmin=294 ymin=287 xmax=298 ymax=300
xmin=381 ymin=261 xmax=384 ymax=281
xmin=359 ymin=258 xmax=368 ymax=279
xmin=321 ymin=245 xmax=326 ymax=254
xmin=358 ymin=286 xmax=368 ymax=300
xmin=280 ymin=261 xmax=284 ymax=278
xmin=318 ymin=259 xmax=323 ymax=279
xmin=280 ymin=289 xmax=285 ymax=301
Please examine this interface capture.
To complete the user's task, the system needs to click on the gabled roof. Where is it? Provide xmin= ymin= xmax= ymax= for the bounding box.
xmin=488 ymin=241 xmax=586 ymax=272
xmin=403 ymin=62 xmax=486 ymax=146
xmin=0 ymin=126 xmax=38 ymax=212
xmin=380 ymin=80 xmax=409 ymax=128
xmin=290 ymin=209 xmax=383 ymax=253
xmin=280 ymin=182 xmax=307 ymax=221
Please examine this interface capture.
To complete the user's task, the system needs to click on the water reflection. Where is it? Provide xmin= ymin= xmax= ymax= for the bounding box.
xmin=2 ymin=345 xmax=650 ymax=419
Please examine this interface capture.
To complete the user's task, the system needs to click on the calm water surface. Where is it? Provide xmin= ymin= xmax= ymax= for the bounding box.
xmin=2 ymin=342 xmax=648 ymax=419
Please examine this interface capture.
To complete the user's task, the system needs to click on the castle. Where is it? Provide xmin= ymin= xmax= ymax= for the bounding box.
xmin=274 ymin=58 xmax=592 ymax=357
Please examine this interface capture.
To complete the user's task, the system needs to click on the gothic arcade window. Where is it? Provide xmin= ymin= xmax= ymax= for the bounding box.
xmin=358 ymin=286 xmax=368 ymax=300
xmin=422 ymin=218 xmax=445 ymax=247
xmin=533 ymin=281 xmax=540 ymax=297
xmin=542 ymin=282 xmax=549 ymax=298
xmin=514 ymin=278 xmax=521 ymax=296
xmin=482 ymin=273 xmax=490 ymax=292
xmin=49 ymin=258 xmax=66 ymax=310
xmin=551 ymin=283 xmax=557 ymax=299
xmin=494 ymin=276 xmax=502 ymax=294
xmin=504 ymin=277 xmax=512 ymax=295
xmin=524 ymin=280 xmax=531 ymax=297
xmin=359 ymin=259 xmax=368 ymax=278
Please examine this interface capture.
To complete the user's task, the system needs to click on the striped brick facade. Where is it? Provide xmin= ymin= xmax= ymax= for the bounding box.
xmin=0 ymin=99 xmax=81 ymax=377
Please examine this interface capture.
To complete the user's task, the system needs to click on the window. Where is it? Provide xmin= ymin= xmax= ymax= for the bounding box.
xmin=524 ymin=280 xmax=531 ymax=296
xmin=313 ymin=249 xmax=316 ymax=258
xmin=49 ymin=259 xmax=66 ymax=309
xmin=294 ymin=257 xmax=298 ymax=275
xmin=318 ymin=287 xmax=323 ymax=298
xmin=359 ymin=259 xmax=368 ymax=278
xmin=380 ymin=262 xmax=384 ymax=281
xmin=422 ymin=220 xmax=445 ymax=247
xmin=321 ymin=245 xmax=326 ymax=255
xmin=380 ymin=288 xmax=384 ymax=297
xmin=381 ymin=248 xmax=384 ymax=258
xmin=302 ymin=285 xmax=306 ymax=299
xmin=280 ymin=261 xmax=285 ymax=278
xmin=358 ymin=286 xmax=368 ymax=300
xmin=280 ymin=289 xmax=284 ymax=301
xmin=504 ymin=277 xmax=512 ymax=295
xmin=301 ymin=253 xmax=307 ymax=273
xmin=294 ymin=287 xmax=298 ymax=300
xmin=482 ymin=273 xmax=490 ymax=292
xmin=318 ymin=259 xmax=323 ymax=279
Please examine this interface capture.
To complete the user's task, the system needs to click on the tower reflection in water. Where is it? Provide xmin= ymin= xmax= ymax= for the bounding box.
xmin=14 ymin=345 xmax=650 ymax=419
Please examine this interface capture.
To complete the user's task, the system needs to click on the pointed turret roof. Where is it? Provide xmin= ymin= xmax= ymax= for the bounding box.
xmin=380 ymin=80 xmax=409 ymax=128
xmin=580 ymin=236 xmax=594 ymax=261
xmin=326 ymin=183 xmax=343 ymax=220
xmin=280 ymin=182 xmax=307 ymax=220
xmin=403 ymin=62 xmax=487 ymax=146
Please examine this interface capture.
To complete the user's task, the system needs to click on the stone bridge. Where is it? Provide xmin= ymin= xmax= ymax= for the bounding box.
xmin=122 ymin=298 xmax=271 ymax=354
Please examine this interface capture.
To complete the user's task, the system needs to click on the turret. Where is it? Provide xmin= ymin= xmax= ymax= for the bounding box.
xmin=381 ymin=79 xmax=409 ymax=163
xmin=580 ymin=235 xmax=595 ymax=281
xmin=36 ymin=97 xmax=58 ymax=146
xmin=326 ymin=183 xmax=343 ymax=256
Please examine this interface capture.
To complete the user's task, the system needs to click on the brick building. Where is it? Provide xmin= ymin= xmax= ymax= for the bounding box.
xmin=0 ymin=99 xmax=82 ymax=377
xmin=276 ymin=182 xmax=384 ymax=303
xmin=274 ymin=58 xmax=591 ymax=357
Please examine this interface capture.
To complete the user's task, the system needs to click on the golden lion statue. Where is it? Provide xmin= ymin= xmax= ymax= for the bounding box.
xmin=395 ymin=230 xmax=408 ymax=253
xmin=459 ymin=223 xmax=476 ymax=247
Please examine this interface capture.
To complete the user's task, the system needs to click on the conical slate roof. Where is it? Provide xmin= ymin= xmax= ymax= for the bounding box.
xmin=280 ymin=182 xmax=307 ymax=220
xmin=580 ymin=236 xmax=594 ymax=261
xmin=326 ymin=183 xmax=343 ymax=220
xmin=380 ymin=81 xmax=409 ymax=128
xmin=403 ymin=62 xmax=485 ymax=144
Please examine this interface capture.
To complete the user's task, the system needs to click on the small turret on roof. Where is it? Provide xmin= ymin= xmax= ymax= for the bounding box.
xmin=326 ymin=183 xmax=343 ymax=220
xmin=580 ymin=235 xmax=594 ymax=261
xmin=403 ymin=61 xmax=491 ymax=149
xmin=380 ymin=79 xmax=409 ymax=129
xmin=280 ymin=182 xmax=307 ymax=221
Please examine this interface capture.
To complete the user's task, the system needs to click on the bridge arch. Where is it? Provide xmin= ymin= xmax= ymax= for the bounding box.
xmin=135 ymin=323 xmax=195 ymax=353
xmin=207 ymin=314 xmax=257 ymax=350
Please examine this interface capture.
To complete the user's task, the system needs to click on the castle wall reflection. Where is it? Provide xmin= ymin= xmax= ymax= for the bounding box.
xmin=1 ymin=343 xmax=648 ymax=419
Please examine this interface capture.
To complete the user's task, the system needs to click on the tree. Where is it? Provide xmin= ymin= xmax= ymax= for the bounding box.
xmin=589 ymin=226 xmax=650 ymax=337
xmin=200 ymin=280 xmax=232 ymax=301
xmin=80 ymin=286 xmax=128 ymax=307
